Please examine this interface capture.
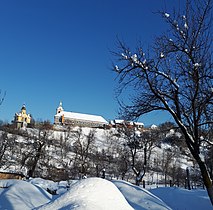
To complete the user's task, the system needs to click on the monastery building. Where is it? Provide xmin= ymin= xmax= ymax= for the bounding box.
xmin=54 ymin=102 xmax=108 ymax=128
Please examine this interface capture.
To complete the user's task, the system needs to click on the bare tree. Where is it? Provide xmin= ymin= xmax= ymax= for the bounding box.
xmin=72 ymin=128 xmax=96 ymax=178
xmin=118 ymin=125 xmax=148 ymax=185
xmin=0 ymin=132 xmax=16 ymax=167
xmin=206 ymin=146 xmax=213 ymax=180
xmin=57 ymin=127 xmax=73 ymax=165
xmin=116 ymin=146 xmax=131 ymax=180
xmin=0 ymin=132 xmax=9 ymax=166
xmin=162 ymin=149 xmax=173 ymax=187
xmin=26 ymin=121 xmax=53 ymax=177
xmin=102 ymin=129 xmax=126 ymax=178
xmin=113 ymin=0 xmax=213 ymax=204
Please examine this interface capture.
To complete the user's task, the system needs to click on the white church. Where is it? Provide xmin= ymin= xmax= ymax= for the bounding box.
xmin=54 ymin=102 xmax=108 ymax=128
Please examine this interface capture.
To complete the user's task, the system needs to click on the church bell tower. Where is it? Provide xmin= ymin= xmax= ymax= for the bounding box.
xmin=56 ymin=101 xmax=64 ymax=114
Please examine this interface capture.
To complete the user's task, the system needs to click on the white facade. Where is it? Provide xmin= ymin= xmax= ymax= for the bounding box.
xmin=54 ymin=102 xmax=108 ymax=128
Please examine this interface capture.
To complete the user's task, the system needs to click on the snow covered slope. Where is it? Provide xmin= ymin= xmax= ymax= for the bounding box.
xmin=112 ymin=180 xmax=171 ymax=210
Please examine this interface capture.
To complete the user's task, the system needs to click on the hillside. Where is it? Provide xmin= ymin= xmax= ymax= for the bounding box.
xmin=0 ymin=124 xmax=206 ymax=188
xmin=0 ymin=124 xmax=212 ymax=209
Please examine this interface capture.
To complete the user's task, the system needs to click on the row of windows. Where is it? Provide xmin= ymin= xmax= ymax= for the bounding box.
xmin=64 ymin=119 xmax=105 ymax=127
xmin=55 ymin=116 xmax=105 ymax=128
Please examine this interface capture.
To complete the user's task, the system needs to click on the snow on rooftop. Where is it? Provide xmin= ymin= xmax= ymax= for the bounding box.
xmin=114 ymin=119 xmax=125 ymax=124
xmin=55 ymin=111 xmax=108 ymax=124
xmin=110 ymin=120 xmax=115 ymax=125
xmin=151 ymin=124 xmax=158 ymax=129
xmin=134 ymin=122 xmax=144 ymax=126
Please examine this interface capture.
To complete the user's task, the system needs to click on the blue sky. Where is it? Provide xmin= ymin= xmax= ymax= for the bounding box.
xmin=0 ymin=0 xmax=180 ymax=126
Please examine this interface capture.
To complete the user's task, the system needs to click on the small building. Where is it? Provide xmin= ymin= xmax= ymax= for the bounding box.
xmin=14 ymin=104 xmax=31 ymax=129
xmin=110 ymin=119 xmax=144 ymax=129
xmin=133 ymin=122 xmax=144 ymax=129
xmin=0 ymin=171 xmax=25 ymax=180
xmin=54 ymin=102 xmax=108 ymax=128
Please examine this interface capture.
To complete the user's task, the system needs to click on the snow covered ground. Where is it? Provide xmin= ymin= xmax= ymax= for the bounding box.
xmin=150 ymin=187 xmax=212 ymax=210
xmin=0 ymin=177 xmax=212 ymax=210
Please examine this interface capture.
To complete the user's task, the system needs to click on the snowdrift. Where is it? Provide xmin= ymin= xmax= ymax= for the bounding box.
xmin=0 ymin=179 xmax=52 ymax=210
xmin=37 ymin=177 xmax=133 ymax=210
xmin=0 ymin=178 xmax=212 ymax=210
xmin=112 ymin=180 xmax=171 ymax=210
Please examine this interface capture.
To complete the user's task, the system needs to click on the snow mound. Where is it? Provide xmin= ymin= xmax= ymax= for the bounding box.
xmin=150 ymin=187 xmax=212 ymax=210
xmin=28 ymin=177 xmax=58 ymax=192
xmin=28 ymin=177 xmax=75 ymax=195
xmin=37 ymin=177 xmax=133 ymax=210
xmin=0 ymin=179 xmax=52 ymax=210
xmin=112 ymin=180 xmax=171 ymax=210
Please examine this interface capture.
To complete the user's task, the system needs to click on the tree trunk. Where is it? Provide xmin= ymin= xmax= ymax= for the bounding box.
xmin=186 ymin=168 xmax=191 ymax=190
xmin=187 ymin=137 xmax=213 ymax=205
xmin=28 ymin=153 xmax=40 ymax=177
xmin=197 ymin=160 xmax=213 ymax=205
xmin=165 ymin=173 xmax=167 ymax=187
xmin=28 ymin=143 xmax=43 ymax=178
xmin=181 ymin=130 xmax=213 ymax=205
xmin=135 ymin=175 xmax=140 ymax=186
xmin=96 ymin=165 xmax=99 ymax=177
